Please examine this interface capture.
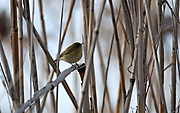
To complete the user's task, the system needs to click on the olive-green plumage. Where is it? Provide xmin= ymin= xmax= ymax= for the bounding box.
xmin=60 ymin=42 xmax=83 ymax=63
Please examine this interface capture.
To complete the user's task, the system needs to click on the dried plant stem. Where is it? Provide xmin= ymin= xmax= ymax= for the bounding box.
xmin=137 ymin=0 xmax=145 ymax=112
xmin=164 ymin=0 xmax=180 ymax=24
xmin=123 ymin=36 xmax=138 ymax=113
xmin=143 ymin=0 xmax=167 ymax=112
xmin=157 ymin=0 xmax=164 ymax=112
xmin=11 ymin=0 xmax=20 ymax=103
xmin=108 ymin=0 xmax=125 ymax=103
xmin=60 ymin=0 xmax=75 ymax=46
xmin=38 ymin=0 xmax=50 ymax=79
xmin=171 ymin=0 xmax=179 ymax=112
xmin=78 ymin=0 xmax=106 ymax=112
xmin=41 ymin=71 xmax=55 ymax=112
xmin=97 ymin=38 xmax=112 ymax=113
xmin=18 ymin=0 xmax=24 ymax=106
xmin=101 ymin=36 xmax=114 ymax=113
xmin=81 ymin=0 xmax=88 ymax=60
xmin=29 ymin=0 xmax=41 ymax=112
xmin=0 ymin=63 xmax=13 ymax=111
xmin=0 ymin=37 xmax=20 ymax=110
xmin=87 ymin=0 xmax=98 ymax=113
xmin=120 ymin=0 xmax=134 ymax=56
xmin=55 ymin=0 xmax=64 ymax=112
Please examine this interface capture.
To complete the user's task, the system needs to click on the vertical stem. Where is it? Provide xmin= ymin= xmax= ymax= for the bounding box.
xmin=108 ymin=0 xmax=126 ymax=103
xmin=138 ymin=0 xmax=145 ymax=112
xmin=120 ymin=0 xmax=135 ymax=57
xmin=23 ymin=0 xmax=41 ymax=112
xmin=31 ymin=0 xmax=41 ymax=112
xmin=0 ymin=37 xmax=20 ymax=110
xmin=78 ymin=0 xmax=107 ymax=112
xmin=88 ymin=0 xmax=97 ymax=113
xmin=81 ymin=0 xmax=88 ymax=61
xmin=18 ymin=0 xmax=24 ymax=105
xmin=143 ymin=0 xmax=167 ymax=112
xmin=11 ymin=0 xmax=20 ymax=103
xmin=38 ymin=0 xmax=50 ymax=79
xmin=157 ymin=0 xmax=164 ymax=112
xmin=171 ymin=0 xmax=179 ymax=112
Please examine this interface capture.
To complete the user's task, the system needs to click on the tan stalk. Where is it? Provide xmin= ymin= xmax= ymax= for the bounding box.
xmin=78 ymin=0 xmax=107 ymax=112
xmin=108 ymin=0 xmax=126 ymax=104
xmin=38 ymin=0 xmax=50 ymax=79
xmin=81 ymin=0 xmax=88 ymax=60
xmin=11 ymin=0 xmax=20 ymax=103
xmin=171 ymin=0 xmax=179 ymax=112
xmin=97 ymin=39 xmax=112 ymax=113
xmin=120 ymin=0 xmax=134 ymax=58
xmin=137 ymin=1 xmax=145 ymax=112
xmin=87 ymin=0 xmax=98 ymax=113
xmin=143 ymin=0 xmax=168 ymax=112
xmin=60 ymin=0 xmax=75 ymax=46
xmin=157 ymin=0 xmax=164 ymax=112
xmin=99 ymin=36 xmax=113 ymax=113
xmin=18 ymin=0 xmax=24 ymax=106
xmin=29 ymin=0 xmax=41 ymax=112
xmin=0 ymin=37 xmax=20 ymax=110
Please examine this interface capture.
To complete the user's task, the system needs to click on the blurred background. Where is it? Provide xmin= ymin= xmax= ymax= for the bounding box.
xmin=0 ymin=0 xmax=180 ymax=113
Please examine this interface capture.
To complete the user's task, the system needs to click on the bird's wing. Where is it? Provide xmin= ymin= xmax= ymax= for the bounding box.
xmin=60 ymin=45 xmax=75 ymax=56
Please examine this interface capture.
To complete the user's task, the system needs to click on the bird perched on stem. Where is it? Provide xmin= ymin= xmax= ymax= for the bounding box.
xmin=57 ymin=42 xmax=83 ymax=64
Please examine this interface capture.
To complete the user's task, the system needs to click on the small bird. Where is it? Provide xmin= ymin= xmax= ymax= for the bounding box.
xmin=59 ymin=42 xmax=83 ymax=64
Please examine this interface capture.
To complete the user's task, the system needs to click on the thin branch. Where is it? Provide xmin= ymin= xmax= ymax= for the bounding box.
xmin=101 ymin=35 xmax=114 ymax=113
xmin=15 ymin=64 xmax=85 ymax=113
xmin=0 ymin=37 xmax=20 ymax=110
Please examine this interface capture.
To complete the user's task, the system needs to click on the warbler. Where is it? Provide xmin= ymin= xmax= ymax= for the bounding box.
xmin=59 ymin=42 xmax=83 ymax=64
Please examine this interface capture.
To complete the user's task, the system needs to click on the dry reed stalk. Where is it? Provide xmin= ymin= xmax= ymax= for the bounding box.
xmin=78 ymin=0 xmax=107 ymax=112
xmin=81 ymin=1 xmax=91 ymax=111
xmin=143 ymin=0 xmax=168 ymax=112
xmin=60 ymin=0 xmax=75 ymax=46
xmin=0 ymin=37 xmax=20 ymax=110
xmin=41 ymin=71 xmax=55 ymax=112
xmin=0 ymin=63 xmax=13 ymax=112
xmin=123 ymin=38 xmax=138 ymax=113
xmin=164 ymin=0 xmax=180 ymax=24
xmin=171 ymin=0 xmax=179 ymax=112
xmin=54 ymin=0 xmax=64 ymax=112
xmin=137 ymin=0 xmax=145 ymax=112
xmin=87 ymin=0 xmax=98 ymax=113
xmin=81 ymin=0 xmax=88 ymax=60
xmin=108 ymin=0 xmax=126 ymax=104
xmin=29 ymin=0 xmax=41 ymax=112
xmin=11 ymin=0 xmax=20 ymax=103
xmin=18 ymin=0 xmax=24 ymax=106
xmin=120 ymin=0 xmax=134 ymax=57
xmin=157 ymin=0 xmax=164 ymax=112
xmin=97 ymin=39 xmax=112 ymax=113
xmin=99 ymin=36 xmax=114 ymax=113
xmin=50 ymin=90 xmax=55 ymax=113
xmin=38 ymin=0 xmax=50 ymax=79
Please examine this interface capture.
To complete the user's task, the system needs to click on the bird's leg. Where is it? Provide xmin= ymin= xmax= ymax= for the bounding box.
xmin=75 ymin=63 xmax=80 ymax=67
